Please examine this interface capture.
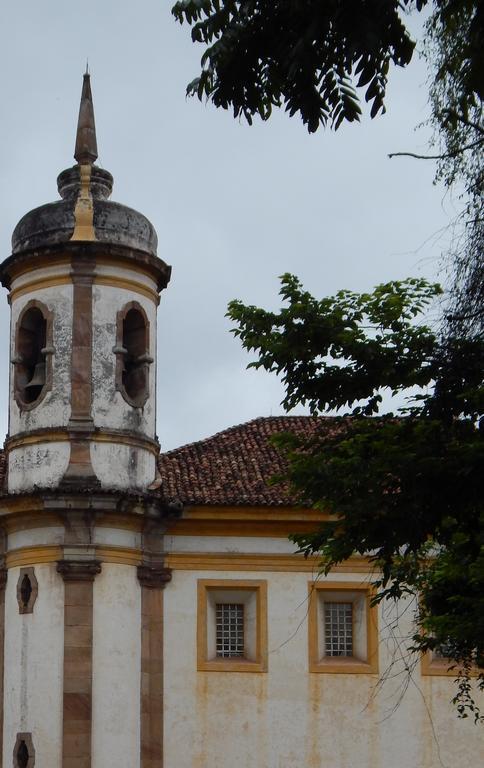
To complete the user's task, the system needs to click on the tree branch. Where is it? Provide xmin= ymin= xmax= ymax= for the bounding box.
xmin=388 ymin=138 xmax=484 ymax=161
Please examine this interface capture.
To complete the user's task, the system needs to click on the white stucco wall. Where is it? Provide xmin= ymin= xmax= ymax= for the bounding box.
xmin=3 ymin=563 xmax=64 ymax=768
xmin=93 ymin=526 xmax=141 ymax=549
xmin=90 ymin=441 xmax=156 ymax=490
xmin=163 ymin=568 xmax=484 ymax=768
xmin=7 ymin=441 xmax=71 ymax=493
xmin=91 ymin=281 xmax=157 ymax=437
xmin=7 ymin=526 xmax=65 ymax=550
xmin=165 ymin=535 xmax=302 ymax=554
xmin=9 ymin=278 xmax=73 ymax=436
xmin=92 ymin=563 xmax=141 ymax=768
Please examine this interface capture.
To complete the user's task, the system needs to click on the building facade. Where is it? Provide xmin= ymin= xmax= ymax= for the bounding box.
xmin=0 ymin=76 xmax=482 ymax=768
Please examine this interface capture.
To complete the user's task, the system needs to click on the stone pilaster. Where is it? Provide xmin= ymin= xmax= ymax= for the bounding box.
xmin=138 ymin=565 xmax=171 ymax=768
xmin=62 ymin=253 xmax=99 ymax=488
xmin=57 ymin=560 xmax=101 ymax=768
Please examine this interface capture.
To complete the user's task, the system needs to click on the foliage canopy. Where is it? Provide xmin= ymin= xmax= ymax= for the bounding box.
xmin=228 ymin=275 xmax=484 ymax=718
xmin=172 ymin=1 xmax=483 ymax=133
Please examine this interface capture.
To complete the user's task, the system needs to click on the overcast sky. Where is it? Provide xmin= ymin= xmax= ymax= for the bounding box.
xmin=0 ymin=2 xmax=454 ymax=451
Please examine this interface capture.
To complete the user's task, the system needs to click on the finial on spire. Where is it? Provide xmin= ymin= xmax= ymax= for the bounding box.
xmin=74 ymin=71 xmax=98 ymax=165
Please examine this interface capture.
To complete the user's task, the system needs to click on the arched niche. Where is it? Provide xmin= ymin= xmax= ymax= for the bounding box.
xmin=113 ymin=302 xmax=152 ymax=407
xmin=13 ymin=300 xmax=54 ymax=410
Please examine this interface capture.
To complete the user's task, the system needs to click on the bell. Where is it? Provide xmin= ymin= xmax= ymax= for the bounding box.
xmin=25 ymin=360 xmax=46 ymax=389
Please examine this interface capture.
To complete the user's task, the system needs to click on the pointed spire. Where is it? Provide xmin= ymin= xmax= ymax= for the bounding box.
xmin=74 ymin=70 xmax=98 ymax=165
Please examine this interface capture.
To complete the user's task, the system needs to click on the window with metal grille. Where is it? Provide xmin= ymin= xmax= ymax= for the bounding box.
xmin=216 ymin=603 xmax=244 ymax=658
xmin=324 ymin=602 xmax=353 ymax=657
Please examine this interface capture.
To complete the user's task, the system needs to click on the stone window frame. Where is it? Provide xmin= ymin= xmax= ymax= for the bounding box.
xmin=16 ymin=567 xmax=39 ymax=615
xmin=308 ymin=580 xmax=379 ymax=674
xmin=197 ymin=579 xmax=268 ymax=673
xmin=13 ymin=299 xmax=54 ymax=411
xmin=113 ymin=301 xmax=152 ymax=408
xmin=13 ymin=732 xmax=35 ymax=768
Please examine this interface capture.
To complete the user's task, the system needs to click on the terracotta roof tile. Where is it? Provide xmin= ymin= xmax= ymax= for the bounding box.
xmin=158 ymin=415 xmax=340 ymax=507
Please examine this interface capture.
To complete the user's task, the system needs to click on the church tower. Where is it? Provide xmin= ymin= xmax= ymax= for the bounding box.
xmin=0 ymin=73 xmax=175 ymax=767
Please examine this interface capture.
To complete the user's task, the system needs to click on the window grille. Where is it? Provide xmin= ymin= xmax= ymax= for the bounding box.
xmin=324 ymin=602 xmax=353 ymax=656
xmin=216 ymin=603 xmax=244 ymax=657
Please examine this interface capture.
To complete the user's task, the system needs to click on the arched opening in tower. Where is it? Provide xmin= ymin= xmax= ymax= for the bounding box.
xmin=15 ymin=306 xmax=48 ymax=405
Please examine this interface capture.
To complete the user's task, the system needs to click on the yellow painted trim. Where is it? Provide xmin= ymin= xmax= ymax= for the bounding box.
xmin=165 ymin=553 xmax=372 ymax=573
xmin=10 ymin=276 xmax=72 ymax=302
xmin=182 ymin=505 xmax=330 ymax=522
xmin=1 ymin=510 xmax=143 ymax=534
xmin=10 ymin=273 xmax=158 ymax=305
xmin=94 ymin=276 xmax=159 ymax=304
xmin=166 ymin=520 xmax=329 ymax=539
xmin=6 ymin=545 xmax=141 ymax=569
xmin=90 ymin=431 xmax=159 ymax=455
xmin=4 ymin=547 xmax=371 ymax=574
xmin=6 ymin=546 xmax=63 ymax=569
xmin=9 ymin=255 xmax=158 ymax=284
xmin=197 ymin=579 xmax=268 ymax=673
xmin=8 ymin=257 xmax=71 ymax=282
xmin=95 ymin=546 xmax=142 ymax=566
xmin=307 ymin=580 xmax=379 ymax=675
xmin=2 ymin=514 xmax=62 ymax=534
xmin=166 ymin=505 xmax=332 ymax=539
xmin=71 ymin=164 xmax=96 ymax=241
xmin=0 ymin=498 xmax=45 ymax=519
xmin=6 ymin=431 xmax=69 ymax=449
xmin=93 ymin=256 xmax=158 ymax=281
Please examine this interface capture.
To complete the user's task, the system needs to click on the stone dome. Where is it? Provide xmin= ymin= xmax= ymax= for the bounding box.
xmin=12 ymin=164 xmax=158 ymax=256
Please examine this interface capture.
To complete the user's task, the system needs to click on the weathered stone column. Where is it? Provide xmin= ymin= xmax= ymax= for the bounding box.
xmin=138 ymin=565 xmax=171 ymax=768
xmin=138 ymin=509 xmax=172 ymax=768
xmin=57 ymin=559 xmax=101 ymax=768
xmin=62 ymin=252 xmax=99 ymax=489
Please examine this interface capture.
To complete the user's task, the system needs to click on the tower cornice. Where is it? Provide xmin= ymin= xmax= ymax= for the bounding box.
xmin=0 ymin=241 xmax=171 ymax=293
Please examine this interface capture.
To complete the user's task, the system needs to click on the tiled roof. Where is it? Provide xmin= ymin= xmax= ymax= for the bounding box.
xmin=159 ymin=415 xmax=340 ymax=507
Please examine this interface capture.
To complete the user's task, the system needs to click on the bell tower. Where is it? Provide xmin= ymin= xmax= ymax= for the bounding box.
xmin=0 ymin=73 xmax=177 ymax=767
xmin=3 ymin=71 xmax=170 ymax=494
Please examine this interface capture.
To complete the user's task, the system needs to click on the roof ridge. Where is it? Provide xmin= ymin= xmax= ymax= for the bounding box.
xmin=160 ymin=414 xmax=328 ymax=456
